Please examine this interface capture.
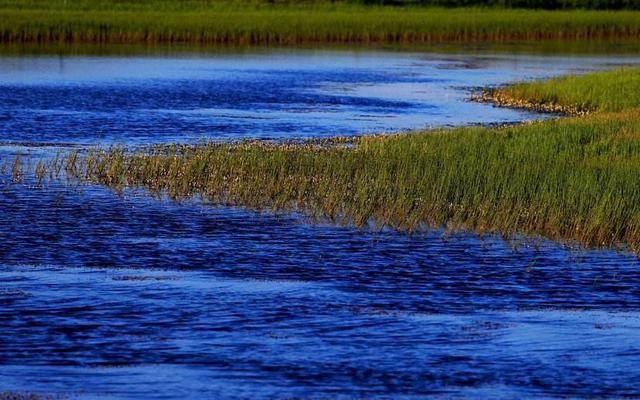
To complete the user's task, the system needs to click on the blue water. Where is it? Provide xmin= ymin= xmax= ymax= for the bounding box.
xmin=1 ymin=49 xmax=640 ymax=399
xmin=1 ymin=50 xmax=637 ymax=146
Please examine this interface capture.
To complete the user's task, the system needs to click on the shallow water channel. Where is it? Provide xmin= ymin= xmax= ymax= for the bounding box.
xmin=1 ymin=47 xmax=640 ymax=399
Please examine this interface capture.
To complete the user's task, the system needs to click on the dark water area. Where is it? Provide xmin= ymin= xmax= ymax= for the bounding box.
xmin=1 ymin=183 xmax=640 ymax=399
xmin=1 ymin=47 xmax=640 ymax=399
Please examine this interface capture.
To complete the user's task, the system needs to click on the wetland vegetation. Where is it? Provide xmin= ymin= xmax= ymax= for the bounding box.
xmin=478 ymin=66 xmax=640 ymax=114
xmin=3 ymin=2 xmax=640 ymax=397
xmin=10 ymin=67 xmax=640 ymax=253
xmin=1 ymin=0 xmax=640 ymax=45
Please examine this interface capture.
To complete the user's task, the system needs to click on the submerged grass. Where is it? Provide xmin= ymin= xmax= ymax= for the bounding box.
xmin=1 ymin=1 xmax=640 ymax=45
xmin=7 ymin=67 xmax=640 ymax=252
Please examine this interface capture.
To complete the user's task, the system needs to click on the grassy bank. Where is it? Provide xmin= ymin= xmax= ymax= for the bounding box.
xmin=14 ymin=67 xmax=640 ymax=252
xmin=477 ymin=67 xmax=640 ymax=114
xmin=1 ymin=1 xmax=640 ymax=45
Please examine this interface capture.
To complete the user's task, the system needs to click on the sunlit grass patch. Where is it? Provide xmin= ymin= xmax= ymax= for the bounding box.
xmin=6 ymin=67 xmax=640 ymax=252
xmin=24 ymin=107 xmax=640 ymax=252
xmin=476 ymin=67 xmax=640 ymax=114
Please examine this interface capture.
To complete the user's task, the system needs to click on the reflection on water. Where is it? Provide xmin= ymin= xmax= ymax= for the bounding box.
xmin=1 ymin=48 xmax=640 ymax=399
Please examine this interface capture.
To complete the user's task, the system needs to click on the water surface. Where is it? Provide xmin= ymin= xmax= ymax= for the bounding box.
xmin=1 ymin=50 xmax=638 ymax=146
xmin=1 ymin=184 xmax=639 ymax=399
xmin=1 ymin=48 xmax=640 ymax=399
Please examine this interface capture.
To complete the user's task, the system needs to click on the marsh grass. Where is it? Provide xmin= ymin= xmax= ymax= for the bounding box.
xmin=484 ymin=67 xmax=640 ymax=114
xmin=8 ymin=67 xmax=640 ymax=252
xmin=11 ymin=151 xmax=22 ymax=183
xmin=1 ymin=1 xmax=640 ymax=45
xmin=27 ymin=108 xmax=640 ymax=252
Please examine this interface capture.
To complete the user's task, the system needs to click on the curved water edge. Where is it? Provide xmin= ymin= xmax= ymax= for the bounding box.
xmin=2 ymin=47 xmax=640 ymax=399
xmin=1 ymin=49 xmax=640 ymax=148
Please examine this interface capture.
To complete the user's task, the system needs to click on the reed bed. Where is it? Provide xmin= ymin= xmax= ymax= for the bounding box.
xmin=1 ymin=1 xmax=640 ymax=45
xmin=477 ymin=67 xmax=640 ymax=114
xmin=21 ymin=113 xmax=640 ymax=251
xmin=7 ymin=67 xmax=640 ymax=252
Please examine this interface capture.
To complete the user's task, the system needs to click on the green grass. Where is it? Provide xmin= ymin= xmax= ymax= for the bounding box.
xmin=16 ymin=67 xmax=638 ymax=252
xmin=497 ymin=67 xmax=640 ymax=113
xmin=1 ymin=1 xmax=640 ymax=45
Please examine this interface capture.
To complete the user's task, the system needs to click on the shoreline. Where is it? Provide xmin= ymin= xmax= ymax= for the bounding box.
xmin=469 ymin=90 xmax=585 ymax=116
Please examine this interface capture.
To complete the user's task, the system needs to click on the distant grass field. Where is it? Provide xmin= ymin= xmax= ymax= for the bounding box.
xmin=1 ymin=0 xmax=640 ymax=45
xmin=12 ymin=67 xmax=640 ymax=252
